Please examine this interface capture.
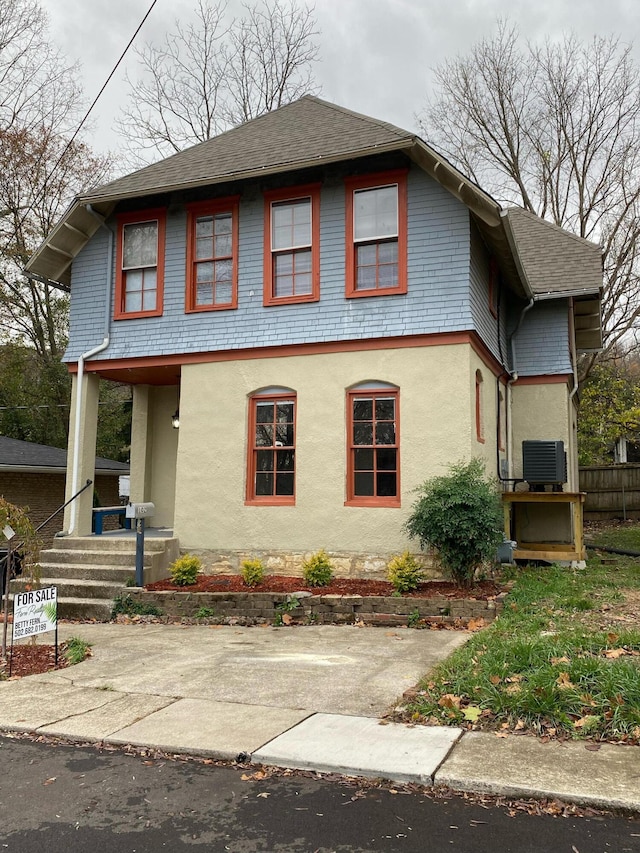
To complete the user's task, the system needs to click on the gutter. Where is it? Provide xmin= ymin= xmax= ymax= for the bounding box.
xmin=64 ymin=205 xmax=114 ymax=536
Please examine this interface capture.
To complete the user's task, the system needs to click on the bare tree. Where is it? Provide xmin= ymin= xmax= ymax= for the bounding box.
xmin=118 ymin=0 xmax=319 ymax=162
xmin=422 ymin=22 xmax=640 ymax=373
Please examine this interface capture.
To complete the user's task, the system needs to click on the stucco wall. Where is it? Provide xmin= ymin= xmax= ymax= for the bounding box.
xmin=510 ymin=380 xmax=577 ymax=489
xmin=170 ymin=343 xmax=481 ymax=556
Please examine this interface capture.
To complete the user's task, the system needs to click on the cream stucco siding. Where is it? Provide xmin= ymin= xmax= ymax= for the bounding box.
xmin=510 ymin=380 xmax=577 ymax=489
xmin=172 ymin=344 xmax=480 ymax=554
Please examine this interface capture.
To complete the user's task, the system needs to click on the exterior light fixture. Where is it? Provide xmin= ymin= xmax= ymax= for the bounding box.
xmin=171 ymin=410 xmax=180 ymax=429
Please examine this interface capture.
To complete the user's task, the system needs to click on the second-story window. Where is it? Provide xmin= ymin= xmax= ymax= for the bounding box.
xmin=115 ymin=209 xmax=166 ymax=319
xmin=345 ymin=171 xmax=407 ymax=298
xmin=186 ymin=198 xmax=239 ymax=312
xmin=263 ymin=184 xmax=320 ymax=306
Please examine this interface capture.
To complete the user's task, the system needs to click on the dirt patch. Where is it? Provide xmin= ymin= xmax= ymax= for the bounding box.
xmin=576 ymin=587 xmax=640 ymax=631
xmin=1 ymin=644 xmax=69 ymax=679
xmin=146 ymin=574 xmax=504 ymax=599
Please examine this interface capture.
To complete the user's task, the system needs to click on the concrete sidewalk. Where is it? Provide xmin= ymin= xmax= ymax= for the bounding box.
xmin=1 ymin=623 xmax=638 ymax=813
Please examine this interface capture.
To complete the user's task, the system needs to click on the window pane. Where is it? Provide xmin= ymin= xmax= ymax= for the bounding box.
xmin=123 ymin=221 xmax=157 ymax=268
xmin=256 ymin=403 xmax=274 ymax=423
xmin=354 ymin=472 xmax=374 ymax=496
xmin=376 ymin=448 xmax=396 ymax=471
xmin=196 ymin=217 xmax=214 ymax=238
xmin=378 ymin=240 xmax=398 ymax=264
xmin=255 ymin=424 xmax=273 ymax=446
xmin=277 ymin=403 xmax=294 ymax=422
xmin=354 ymin=186 xmax=397 ymax=241
xmin=354 ymin=448 xmax=374 ymax=470
xmin=256 ymin=450 xmax=274 ymax=472
xmin=196 ymin=283 xmax=213 ymax=305
xmin=275 ymin=472 xmax=294 ymax=495
xmin=275 ymin=253 xmax=293 ymax=275
xmin=124 ymin=269 xmax=143 ymax=294
xmin=214 ymin=233 xmax=232 ymax=258
xmin=214 ymin=259 xmax=232 ymax=283
xmin=272 ymin=199 xmax=311 ymax=249
xmin=276 ymin=449 xmax=294 ymax=471
xmin=275 ymin=424 xmax=294 ymax=446
xmin=214 ymin=212 xmax=232 ymax=234
xmin=378 ymin=260 xmax=398 ymax=288
xmin=142 ymin=287 xmax=157 ymax=312
xmin=274 ymin=275 xmax=293 ymax=298
xmin=196 ymin=236 xmax=212 ymax=260
xmin=353 ymin=399 xmax=373 ymax=420
xmin=376 ymin=472 xmax=397 ymax=496
xmin=356 ymin=264 xmax=376 ymax=290
xmin=353 ymin=423 xmax=373 ymax=445
xmin=294 ymin=273 xmax=312 ymax=294
xmin=294 ymin=249 xmax=312 ymax=273
xmin=375 ymin=398 xmax=395 ymax=420
xmin=375 ymin=422 xmax=396 ymax=445
xmin=255 ymin=472 xmax=273 ymax=496
xmin=196 ymin=262 xmax=214 ymax=284
xmin=356 ymin=243 xmax=377 ymax=266
xmin=124 ymin=289 xmax=142 ymax=313
xmin=214 ymin=282 xmax=232 ymax=304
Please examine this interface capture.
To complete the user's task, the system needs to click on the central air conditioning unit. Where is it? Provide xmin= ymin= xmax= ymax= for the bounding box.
xmin=522 ymin=440 xmax=566 ymax=490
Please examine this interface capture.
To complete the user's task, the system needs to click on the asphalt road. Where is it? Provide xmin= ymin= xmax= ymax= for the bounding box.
xmin=0 ymin=735 xmax=638 ymax=852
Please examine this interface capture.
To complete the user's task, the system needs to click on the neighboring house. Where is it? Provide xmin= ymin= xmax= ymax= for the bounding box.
xmin=25 ymin=96 xmax=602 ymax=574
xmin=0 ymin=436 xmax=128 ymax=545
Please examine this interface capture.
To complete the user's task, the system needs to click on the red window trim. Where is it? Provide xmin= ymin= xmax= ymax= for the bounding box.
xmin=114 ymin=208 xmax=166 ymax=320
xmin=475 ymin=371 xmax=485 ymax=444
xmin=346 ymin=388 xmax=400 ymax=507
xmin=345 ymin=170 xmax=408 ymax=299
xmin=245 ymin=392 xmax=296 ymax=505
xmin=185 ymin=196 xmax=239 ymax=313
xmin=263 ymin=183 xmax=321 ymax=306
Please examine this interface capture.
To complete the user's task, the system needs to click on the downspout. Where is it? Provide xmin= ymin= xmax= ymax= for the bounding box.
xmin=66 ymin=205 xmax=113 ymax=535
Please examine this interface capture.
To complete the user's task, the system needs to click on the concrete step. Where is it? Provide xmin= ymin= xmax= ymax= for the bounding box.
xmin=57 ymin=597 xmax=114 ymax=620
xmin=51 ymin=535 xmax=177 ymax=553
xmin=35 ymin=563 xmax=136 ymax=583
xmin=40 ymin=549 xmax=156 ymax=568
xmin=11 ymin=578 xmax=126 ymax=600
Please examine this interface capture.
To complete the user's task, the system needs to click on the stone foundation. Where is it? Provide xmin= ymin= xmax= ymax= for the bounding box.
xmin=178 ymin=548 xmax=443 ymax=581
xmin=124 ymin=588 xmax=506 ymax=627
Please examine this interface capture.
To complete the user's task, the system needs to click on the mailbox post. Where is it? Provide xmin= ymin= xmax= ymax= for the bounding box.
xmin=125 ymin=502 xmax=155 ymax=587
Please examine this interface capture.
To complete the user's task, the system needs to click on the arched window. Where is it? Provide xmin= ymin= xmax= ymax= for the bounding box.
xmin=346 ymin=382 xmax=400 ymax=506
xmin=246 ymin=388 xmax=296 ymax=504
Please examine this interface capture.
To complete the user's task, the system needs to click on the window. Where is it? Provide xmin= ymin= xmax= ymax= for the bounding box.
xmin=263 ymin=184 xmax=320 ymax=305
xmin=115 ymin=209 xmax=166 ymax=319
xmin=475 ymin=370 xmax=484 ymax=443
xmin=186 ymin=197 xmax=239 ymax=311
xmin=347 ymin=387 xmax=400 ymax=506
xmin=246 ymin=392 xmax=296 ymax=504
xmin=345 ymin=171 xmax=407 ymax=298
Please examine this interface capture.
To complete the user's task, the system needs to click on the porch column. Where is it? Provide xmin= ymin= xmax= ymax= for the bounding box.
xmin=63 ymin=371 xmax=100 ymax=535
xmin=130 ymin=384 xmax=153 ymax=502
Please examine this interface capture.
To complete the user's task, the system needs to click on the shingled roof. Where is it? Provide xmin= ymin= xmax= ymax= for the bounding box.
xmin=0 ymin=436 xmax=128 ymax=473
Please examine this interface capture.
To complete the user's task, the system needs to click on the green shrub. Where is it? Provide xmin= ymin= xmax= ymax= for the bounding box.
xmin=169 ymin=554 xmax=202 ymax=586
xmin=194 ymin=606 xmax=216 ymax=619
xmin=302 ymin=549 xmax=334 ymax=587
xmin=387 ymin=551 xmax=425 ymax=593
xmin=405 ymin=459 xmax=503 ymax=588
xmin=241 ymin=558 xmax=265 ymax=587
xmin=111 ymin=594 xmax=163 ymax=618
xmin=64 ymin=636 xmax=92 ymax=665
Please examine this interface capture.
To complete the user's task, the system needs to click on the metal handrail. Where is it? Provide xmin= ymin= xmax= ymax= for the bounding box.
xmin=0 ymin=478 xmax=93 ymax=571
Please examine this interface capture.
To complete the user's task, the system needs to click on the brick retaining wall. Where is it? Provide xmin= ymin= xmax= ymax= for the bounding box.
xmin=124 ymin=588 xmax=507 ymax=626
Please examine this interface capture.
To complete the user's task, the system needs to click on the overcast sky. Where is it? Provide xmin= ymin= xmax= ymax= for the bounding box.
xmin=39 ymin=0 xmax=639 ymax=161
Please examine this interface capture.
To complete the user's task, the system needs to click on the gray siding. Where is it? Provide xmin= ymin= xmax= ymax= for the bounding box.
xmin=513 ymin=300 xmax=572 ymax=375
xmin=469 ymin=220 xmax=508 ymax=366
xmin=65 ymin=165 xmax=473 ymax=362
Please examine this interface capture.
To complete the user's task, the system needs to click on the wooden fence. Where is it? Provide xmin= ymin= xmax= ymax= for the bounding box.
xmin=579 ymin=464 xmax=640 ymax=520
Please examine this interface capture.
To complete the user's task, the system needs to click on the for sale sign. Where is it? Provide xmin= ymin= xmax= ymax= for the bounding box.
xmin=13 ymin=587 xmax=57 ymax=640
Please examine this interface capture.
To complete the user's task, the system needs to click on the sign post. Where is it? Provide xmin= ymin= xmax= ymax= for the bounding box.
xmin=1 ymin=524 xmax=15 ymax=663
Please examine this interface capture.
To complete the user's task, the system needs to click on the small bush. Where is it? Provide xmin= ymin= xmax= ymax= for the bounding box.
xmin=241 ymin=559 xmax=265 ymax=587
xmin=387 ymin=551 xmax=425 ymax=593
xmin=405 ymin=459 xmax=503 ymax=588
xmin=111 ymin=593 xmax=163 ymax=618
xmin=169 ymin=554 xmax=202 ymax=586
xmin=302 ymin=549 xmax=334 ymax=587
xmin=64 ymin=636 xmax=92 ymax=665
xmin=194 ymin=606 xmax=216 ymax=619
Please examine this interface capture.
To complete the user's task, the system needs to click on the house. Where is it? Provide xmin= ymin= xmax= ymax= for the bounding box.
xmin=0 ymin=435 xmax=128 ymax=545
xmin=25 ymin=96 xmax=602 ymax=575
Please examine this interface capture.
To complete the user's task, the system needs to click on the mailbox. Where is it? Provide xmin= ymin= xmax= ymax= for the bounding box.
xmin=125 ymin=502 xmax=155 ymax=519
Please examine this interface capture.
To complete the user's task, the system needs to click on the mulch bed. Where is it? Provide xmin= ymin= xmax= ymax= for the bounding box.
xmin=146 ymin=574 xmax=504 ymax=599
xmin=1 ymin=644 xmax=69 ymax=678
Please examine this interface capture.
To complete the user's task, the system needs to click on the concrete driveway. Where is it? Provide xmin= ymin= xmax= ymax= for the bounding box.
xmin=51 ymin=622 xmax=467 ymax=717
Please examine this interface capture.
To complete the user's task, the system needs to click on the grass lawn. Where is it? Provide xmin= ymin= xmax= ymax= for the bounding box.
xmin=395 ymin=532 xmax=640 ymax=744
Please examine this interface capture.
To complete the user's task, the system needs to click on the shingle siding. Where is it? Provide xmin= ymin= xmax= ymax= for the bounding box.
xmin=65 ymin=165 xmax=474 ymax=362
xmin=512 ymin=300 xmax=572 ymax=375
